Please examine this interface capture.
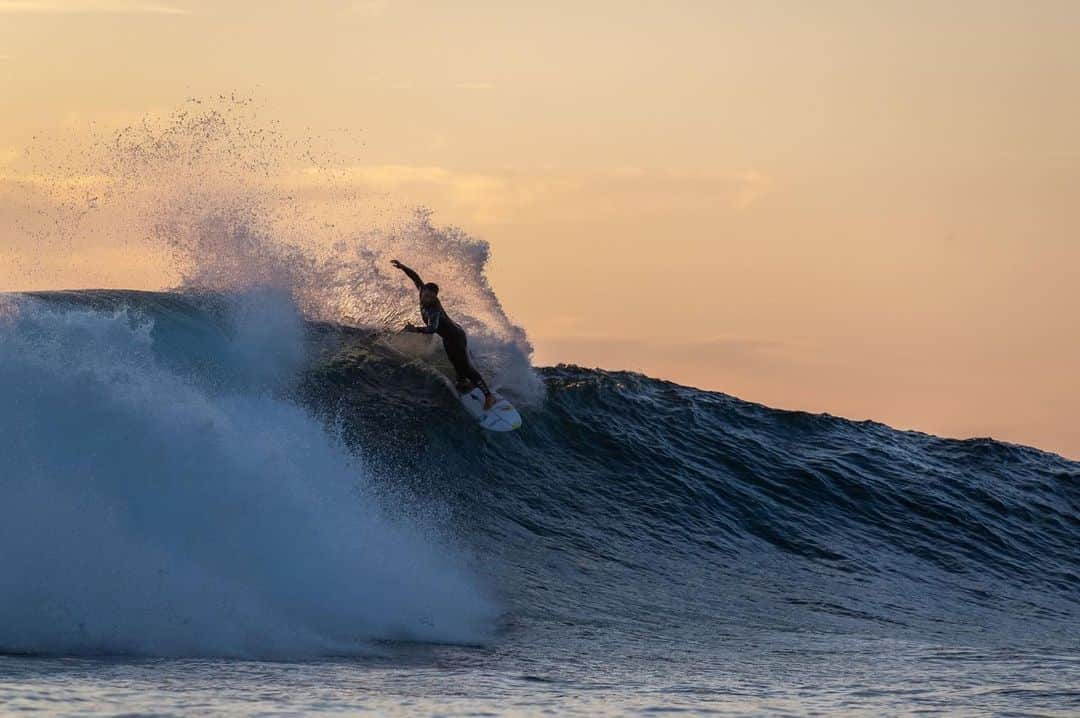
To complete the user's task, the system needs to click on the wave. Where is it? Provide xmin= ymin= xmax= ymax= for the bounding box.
xmin=0 ymin=291 xmax=495 ymax=657
xmin=2 ymin=289 xmax=1076 ymax=658
xmin=3 ymin=100 xmax=1076 ymax=658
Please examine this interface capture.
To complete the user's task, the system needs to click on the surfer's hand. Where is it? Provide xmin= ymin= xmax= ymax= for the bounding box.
xmin=390 ymin=259 xmax=404 ymax=270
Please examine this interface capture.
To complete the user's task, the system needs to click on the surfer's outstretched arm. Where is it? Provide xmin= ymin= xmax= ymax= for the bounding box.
xmin=391 ymin=259 xmax=424 ymax=290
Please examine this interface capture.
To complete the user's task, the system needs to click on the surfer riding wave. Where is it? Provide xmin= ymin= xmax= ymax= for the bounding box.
xmin=392 ymin=260 xmax=496 ymax=410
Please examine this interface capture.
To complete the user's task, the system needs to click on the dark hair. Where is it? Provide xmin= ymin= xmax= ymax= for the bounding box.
xmin=422 ymin=282 xmax=439 ymax=294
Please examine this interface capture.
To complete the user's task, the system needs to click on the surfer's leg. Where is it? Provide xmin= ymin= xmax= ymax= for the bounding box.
xmin=465 ymin=363 xmax=491 ymax=398
xmin=443 ymin=337 xmax=474 ymax=389
xmin=465 ymin=362 xmax=494 ymax=409
xmin=444 ymin=335 xmax=494 ymax=407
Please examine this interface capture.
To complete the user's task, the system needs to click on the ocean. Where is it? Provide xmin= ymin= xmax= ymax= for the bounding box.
xmin=0 ymin=288 xmax=1076 ymax=716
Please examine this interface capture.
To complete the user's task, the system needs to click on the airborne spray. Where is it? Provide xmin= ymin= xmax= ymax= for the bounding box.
xmin=7 ymin=95 xmax=542 ymax=401
xmin=0 ymin=97 xmax=540 ymax=656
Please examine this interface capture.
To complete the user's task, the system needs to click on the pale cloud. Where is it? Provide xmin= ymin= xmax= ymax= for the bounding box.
xmin=0 ymin=1 xmax=191 ymax=15
xmin=316 ymin=164 xmax=454 ymax=188
xmin=61 ymin=107 xmax=164 ymax=128
xmin=0 ymin=146 xmax=21 ymax=167
xmin=8 ymin=161 xmax=771 ymax=229
xmin=292 ymin=164 xmax=771 ymax=224
xmin=297 ymin=164 xmax=530 ymax=224
xmin=582 ymin=166 xmax=774 ymax=208
xmin=456 ymin=82 xmax=494 ymax=90
xmin=0 ymin=172 xmax=111 ymax=187
xmin=348 ymin=0 xmax=386 ymax=18
xmin=732 ymin=170 xmax=774 ymax=209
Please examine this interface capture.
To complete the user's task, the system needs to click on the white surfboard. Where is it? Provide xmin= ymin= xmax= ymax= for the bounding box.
xmin=374 ymin=332 xmax=520 ymax=430
xmin=459 ymin=387 xmax=522 ymax=432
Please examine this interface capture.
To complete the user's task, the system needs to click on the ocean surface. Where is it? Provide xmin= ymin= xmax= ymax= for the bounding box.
xmin=0 ymin=289 xmax=1077 ymax=716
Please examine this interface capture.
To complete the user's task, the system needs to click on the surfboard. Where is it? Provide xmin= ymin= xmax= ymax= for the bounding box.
xmin=459 ymin=387 xmax=522 ymax=432
xmin=375 ymin=332 xmax=521 ymax=431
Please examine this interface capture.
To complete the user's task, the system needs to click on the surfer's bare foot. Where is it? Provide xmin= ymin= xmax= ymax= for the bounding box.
xmin=483 ymin=394 xmax=496 ymax=411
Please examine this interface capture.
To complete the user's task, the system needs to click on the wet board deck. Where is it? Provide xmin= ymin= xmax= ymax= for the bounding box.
xmin=459 ymin=387 xmax=522 ymax=432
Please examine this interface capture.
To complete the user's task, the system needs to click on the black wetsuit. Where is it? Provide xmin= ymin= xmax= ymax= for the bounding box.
xmin=398 ymin=266 xmax=490 ymax=395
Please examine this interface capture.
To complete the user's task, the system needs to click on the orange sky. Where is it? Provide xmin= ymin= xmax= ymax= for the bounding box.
xmin=1 ymin=1 xmax=1078 ymax=458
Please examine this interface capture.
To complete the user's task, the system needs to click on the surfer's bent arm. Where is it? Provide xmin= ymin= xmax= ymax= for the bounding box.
xmin=391 ymin=259 xmax=424 ymax=290
xmin=407 ymin=309 xmax=440 ymax=334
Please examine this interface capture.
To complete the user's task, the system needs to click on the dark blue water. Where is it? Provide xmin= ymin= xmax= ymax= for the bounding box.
xmin=1 ymin=289 xmax=1077 ymax=715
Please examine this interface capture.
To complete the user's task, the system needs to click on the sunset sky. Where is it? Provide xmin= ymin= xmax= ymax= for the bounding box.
xmin=1 ymin=1 xmax=1078 ymax=457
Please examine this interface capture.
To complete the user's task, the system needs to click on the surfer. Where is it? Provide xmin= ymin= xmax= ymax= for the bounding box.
xmin=391 ymin=260 xmax=496 ymax=410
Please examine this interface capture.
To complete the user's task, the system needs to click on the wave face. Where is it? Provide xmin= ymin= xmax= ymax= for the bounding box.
xmin=1 ymin=289 xmax=1077 ymax=658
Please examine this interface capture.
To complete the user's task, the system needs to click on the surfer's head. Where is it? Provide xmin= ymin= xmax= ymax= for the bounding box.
xmin=420 ymin=282 xmax=439 ymax=306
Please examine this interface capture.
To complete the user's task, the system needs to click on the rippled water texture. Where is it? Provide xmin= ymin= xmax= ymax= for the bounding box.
xmin=0 ymin=290 xmax=1076 ymax=714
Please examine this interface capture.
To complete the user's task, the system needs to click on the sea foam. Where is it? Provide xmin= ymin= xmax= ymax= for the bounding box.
xmin=0 ymin=294 xmax=495 ymax=657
